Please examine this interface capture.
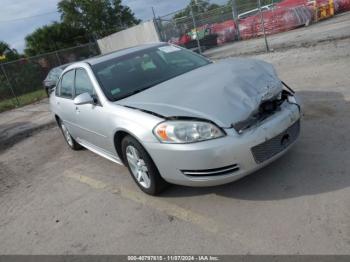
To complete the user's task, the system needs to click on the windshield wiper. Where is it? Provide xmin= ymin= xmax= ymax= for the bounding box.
xmin=113 ymin=85 xmax=156 ymax=101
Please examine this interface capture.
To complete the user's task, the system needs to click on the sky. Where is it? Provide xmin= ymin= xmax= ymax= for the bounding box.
xmin=0 ymin=0 xmax=227 ymax=53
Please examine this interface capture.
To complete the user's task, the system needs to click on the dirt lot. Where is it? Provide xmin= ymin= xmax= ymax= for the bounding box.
xmin=0 ymin=38 xmax=350 ymax=254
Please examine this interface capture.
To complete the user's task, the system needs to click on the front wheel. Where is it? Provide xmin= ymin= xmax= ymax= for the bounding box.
xmin=122 ymin=135 xmax=168 ymax=195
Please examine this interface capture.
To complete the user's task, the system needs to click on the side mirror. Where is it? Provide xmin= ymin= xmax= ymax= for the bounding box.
xmin=74 ymin=92 xmax=94 ymax=105
xmin=48 ymin=87 xmax=55 ymax=95
xmin=48 ymin=83 xmax=56 ymax=89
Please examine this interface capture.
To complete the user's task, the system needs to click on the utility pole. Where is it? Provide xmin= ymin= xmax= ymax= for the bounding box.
xmin=257 ymin=0 xmax=270 ymax=52
xmin=231 ymin=0 xmax=241 ymax=40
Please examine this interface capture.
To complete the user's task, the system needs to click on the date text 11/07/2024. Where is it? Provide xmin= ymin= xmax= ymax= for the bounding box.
xmin=127 ymin=255 xmax=220 ymax=261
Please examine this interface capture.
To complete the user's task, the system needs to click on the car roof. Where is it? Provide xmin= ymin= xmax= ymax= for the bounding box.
xmin=59 ymin=63 xmax=71 ymax=69
xmin=50 ymin=63 xmax=71 ymax=72
xmin=84 ymin=42 xmax=167 ymax=66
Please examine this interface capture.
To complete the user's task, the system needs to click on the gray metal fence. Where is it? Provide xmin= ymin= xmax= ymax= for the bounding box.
xmin=0 ymin=43 xmax=100 ymax=111
xmin=0 ymin=0 xmax=345 ymax=112
xmin=154 ymin=0 xmax=337 ymax=54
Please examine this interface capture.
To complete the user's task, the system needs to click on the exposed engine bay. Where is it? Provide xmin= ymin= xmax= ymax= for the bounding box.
xmin=232 ymin=87 xmax=299 ymax=134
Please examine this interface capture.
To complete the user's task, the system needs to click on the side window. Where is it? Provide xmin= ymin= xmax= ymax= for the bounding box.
xmin=75 ymin=68 xmax=95 ymax=97
xmin=60 ymin=70 xmax=75 ymax=98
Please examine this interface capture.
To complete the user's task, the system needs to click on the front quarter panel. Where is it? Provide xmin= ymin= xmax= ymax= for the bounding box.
xmin=105 ymin=102 xmax=164 ymax=151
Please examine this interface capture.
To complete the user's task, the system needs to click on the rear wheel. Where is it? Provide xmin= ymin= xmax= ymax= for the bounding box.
xmin=122 ymin=135 xmax=168 ymax=195
xmin=58 ymin=119 xmax=82 ymax=150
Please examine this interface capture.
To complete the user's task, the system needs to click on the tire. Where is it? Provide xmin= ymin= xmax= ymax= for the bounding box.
xmin=58 ymin=119 xmax=82 ymax=150
xmin=121 ymin=135 xmax=168 ymax=195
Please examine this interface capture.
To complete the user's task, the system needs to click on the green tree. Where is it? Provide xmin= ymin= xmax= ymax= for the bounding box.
xmin=174 ymin=0 xmax=221 ymax=19
xmin=227 ymin=0 xmax=280 ymax=14
xmin=0 ymin=41 xmax=10 ymax=55
xmin=0 ymin=41 xmax=20 ymax=62
xmin=24 ymin=22 xmax=89 ymax=56
xmin=58 ymin=0 xmax=141 ymax=38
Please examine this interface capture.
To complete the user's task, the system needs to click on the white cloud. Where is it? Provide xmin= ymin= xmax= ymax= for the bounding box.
xmin=0 ymin=0 xmax=60 ymax=51
xmin=123 ymin=0 xmax=190 ymax=20
xmin=1 ymin=0 xmax=58 ymax=20
xmin=0 ymin=0 xmax=227 ymax=53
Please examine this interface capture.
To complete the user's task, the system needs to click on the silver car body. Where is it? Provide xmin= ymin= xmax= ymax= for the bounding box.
xmin=50 ymin=43 xmax=300 ymax=187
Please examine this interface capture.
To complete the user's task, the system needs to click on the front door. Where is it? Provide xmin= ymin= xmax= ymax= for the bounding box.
xmin=72 ymin=68 xmax=112 ymax=154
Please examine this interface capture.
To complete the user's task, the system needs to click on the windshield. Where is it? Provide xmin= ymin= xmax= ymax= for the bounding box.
xmin=46 ymin=65 xmax=68 ymax=83
xmin=91 ymin=45 xmax=210 ymax=101
xmin=46 ymin=68 xmax=62 ymax=82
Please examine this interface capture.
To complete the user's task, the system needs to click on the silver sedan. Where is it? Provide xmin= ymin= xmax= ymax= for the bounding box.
xmin=50 ymin=43 xmax=301 ymax=195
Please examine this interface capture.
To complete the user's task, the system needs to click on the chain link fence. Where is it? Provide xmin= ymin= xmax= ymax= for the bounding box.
xmin=0 ymin=42 xmax=100 ymax=111
xmin=155 ymin=0 xmax=348 ymax=53
xmin=1 ymin=0 xmax=349 ymax=112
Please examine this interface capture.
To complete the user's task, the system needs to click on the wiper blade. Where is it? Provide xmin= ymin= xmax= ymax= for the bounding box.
xmin=113 ymin=85 xmax=155 ymax=101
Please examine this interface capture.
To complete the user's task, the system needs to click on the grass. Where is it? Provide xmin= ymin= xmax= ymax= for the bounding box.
xmin=0 ymin=89 xmax=47 ymax=113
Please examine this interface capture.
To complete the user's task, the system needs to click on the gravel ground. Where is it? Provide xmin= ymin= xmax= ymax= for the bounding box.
xmin=0 ymin=99 xmax=54 ymax=153
xmin=0 ymin=38 xmax=349 ymax=254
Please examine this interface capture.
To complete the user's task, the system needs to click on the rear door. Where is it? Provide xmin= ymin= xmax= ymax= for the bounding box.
xmin=54 ymin=70 xmax=78 ymax=137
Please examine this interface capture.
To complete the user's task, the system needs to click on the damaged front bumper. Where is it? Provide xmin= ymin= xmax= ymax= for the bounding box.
xmin=143 ymin=101 xmax=301 ymax=187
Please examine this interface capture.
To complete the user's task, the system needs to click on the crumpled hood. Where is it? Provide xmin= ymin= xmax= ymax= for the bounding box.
xmin=117 ymin=58 xmax=283 ymax=127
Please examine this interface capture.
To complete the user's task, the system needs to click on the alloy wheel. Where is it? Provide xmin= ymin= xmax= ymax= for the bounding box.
xmin=126 ymin=145 xmax=151 ymax=189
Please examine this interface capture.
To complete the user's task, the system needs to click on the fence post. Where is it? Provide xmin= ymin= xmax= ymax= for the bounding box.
xmin=190 ymin=5 xmax=202 ymax=54
xmin=151 ymin=7 xmax=163 ymax=42
xmin=94 ymin=39 xmax=102 ymax=56
xmin=1 ymin=64 xmax=19 ymax=106
xmin=257 ymin=0 xmax=270 ymax=52
xmin=151 ymin=7 xmax=159 ymax=40
xmin=231 ymin=0 xmax=241 ymax=40
xmin=314 ymin=1 xmax=318 ymax=22
xmin=55 ymin=51 xmax=62 ymax=65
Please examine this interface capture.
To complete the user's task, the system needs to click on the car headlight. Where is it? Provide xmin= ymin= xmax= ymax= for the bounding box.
xmin=153 ymin=120 xmax=225 ymax=143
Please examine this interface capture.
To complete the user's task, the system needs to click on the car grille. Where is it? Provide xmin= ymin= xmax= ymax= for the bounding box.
xmin=182 ymin=164 xmax=240 ymax=177
xmin=251 ymin=120 xmax=300 ymax=164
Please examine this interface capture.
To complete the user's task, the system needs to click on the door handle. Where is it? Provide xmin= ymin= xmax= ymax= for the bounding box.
xmin=75 ymin=106 xmax=80 ymax=113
